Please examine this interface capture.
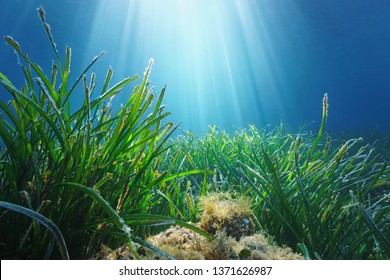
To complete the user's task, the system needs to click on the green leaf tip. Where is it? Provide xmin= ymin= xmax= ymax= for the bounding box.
xmin=4 ymin=36 xmax=21 ymax=53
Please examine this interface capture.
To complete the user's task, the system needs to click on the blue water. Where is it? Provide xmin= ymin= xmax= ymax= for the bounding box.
xmin=1 ymin=0 xmax=389 ymax=135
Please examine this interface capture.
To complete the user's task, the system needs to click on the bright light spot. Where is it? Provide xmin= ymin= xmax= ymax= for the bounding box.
xmin=86 ymin=0 xmax=301 ymax=133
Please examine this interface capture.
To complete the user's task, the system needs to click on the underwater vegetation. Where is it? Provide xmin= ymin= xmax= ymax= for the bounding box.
xmin=1 ymin=8 xmax=389 ymax=260
xmin=93 ymin=192 xmax=303 ymax=260
xmin=0 ymin=7 xmax=207 ymax=260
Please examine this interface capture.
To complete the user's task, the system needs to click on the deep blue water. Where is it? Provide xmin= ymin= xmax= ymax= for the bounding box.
xmin=1 ymin=0 xmax=389 ymax=135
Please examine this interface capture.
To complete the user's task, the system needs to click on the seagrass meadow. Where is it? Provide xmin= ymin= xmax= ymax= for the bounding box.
xmin=0 ymin=8 xmax=389 ymax=260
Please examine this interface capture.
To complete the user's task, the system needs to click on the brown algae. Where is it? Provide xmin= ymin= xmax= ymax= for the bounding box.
xmin=93 ymin=192 xmax=303 ymax=260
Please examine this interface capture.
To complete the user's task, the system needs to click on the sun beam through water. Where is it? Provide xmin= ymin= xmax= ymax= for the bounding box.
xmin=83 ymin=0 xmax=303 ymax=133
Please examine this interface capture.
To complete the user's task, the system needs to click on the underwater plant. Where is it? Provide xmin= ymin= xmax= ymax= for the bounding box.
xmin=197 ymin=192 xmax=256 ymax=240
xmin=0 ymin=7 xmax=208 ymax=259
xmin=156 ymin=96 xmax=390 ymax=260
xmin=93 ymin=192 xmax=303 ymax=260
xmin=1 ymin=7 xmax=389 ymax=261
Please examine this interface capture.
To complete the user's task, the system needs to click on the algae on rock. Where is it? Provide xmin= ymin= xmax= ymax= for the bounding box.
xmin=93 ymin=192 xmax=303 ymax=260
xmin=198 ymin=192 xmax=256 ymax=240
